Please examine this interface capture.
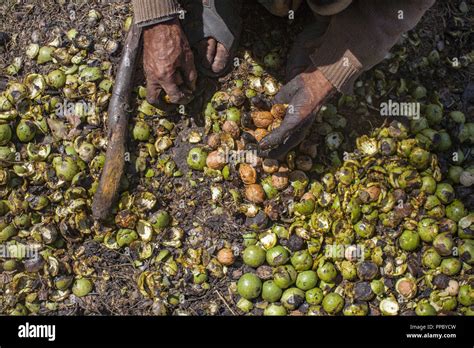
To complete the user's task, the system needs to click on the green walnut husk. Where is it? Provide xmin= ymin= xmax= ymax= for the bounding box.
xmin=237 ymin=273 xmax=262 ymax=300
xmin=46 ymin=70 xmax=66 ymax=89
xmin=273 ymin=265 xmax=297 ymax=289
xmin=281 ymin=287 xmax=305 ymax=310
xmin=0 ymin=124 xmax=12 ymax=145
xmin=133 ymin=121 xmax=151 ymax=141
xmin=266 ymin=246 xmax=289 ymax=266
xmin=296 ymin=270 xmax=318 ymax=291
xmin=235 ymin=118 xmax=471 ymax=316
xmin=262 ymin=280 xmax=283 ymax=302
xmin=37 ymin=46 xmax=54 ymax=64
xmin=243 ymin=245 xmax=266 ymax=268
xmin=264 ymin=303 xmax=287 ymax=316
xmin=187 ymin=147 xmax=208 ymax=171
xmin=322 ymin=292 xmax=344 ymax=315
xmin=72 ymin=278 xmax=93 ymax=297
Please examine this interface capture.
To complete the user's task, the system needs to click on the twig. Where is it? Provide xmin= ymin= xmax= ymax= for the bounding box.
xmin=214 ymin=289 xmax=236 ymax=315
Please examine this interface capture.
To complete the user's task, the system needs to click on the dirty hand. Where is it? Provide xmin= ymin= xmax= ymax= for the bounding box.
xmin=259 ymin=67 xmax=335 ymax=159
xmin=143 ymin=18 xmax=197 ymax=105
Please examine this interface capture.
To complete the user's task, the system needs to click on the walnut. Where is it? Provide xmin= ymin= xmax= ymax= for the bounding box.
xmin=251 ymin=110 xmax=274 ymax=128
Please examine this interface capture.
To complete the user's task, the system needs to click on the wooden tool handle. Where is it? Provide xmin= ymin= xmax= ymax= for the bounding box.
xmin=92 ymin=23 xmax=143 ymax=221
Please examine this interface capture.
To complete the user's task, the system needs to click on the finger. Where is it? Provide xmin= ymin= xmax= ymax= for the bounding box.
xmin=260 ymin=98 xmax=304 ymax=149
xmin=146 ymin=80 xmax=163 ymax=106
xmin=260 ymin=113 xmax=315 ymax=158
xmin=205 ymin=39 xmax=217 ymax=70
xmin=274 ymin=76 xmax=302 ymax=105
xmin=159 ymin=72 xmax=188 ymax=104
xmin=212 ymin=42 xmax=230 ymax=75
xmin=181 ymin=48 xmax=198 ymax=92
xmin=197 ymin=38 xmax=216 ymax=71
xmin=259 ymin=125 xmax=289 ymax=151
xmin=262 ymin=120 xmax=312 ymax=160
xmin=260 ymin=91 xmax=315 ymax=151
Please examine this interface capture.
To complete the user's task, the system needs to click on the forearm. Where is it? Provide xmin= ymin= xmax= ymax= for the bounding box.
xmin=310 ymin=0 xmax=436 ymax=94
xmin=132 ymin=0 xmax=182 ymax=27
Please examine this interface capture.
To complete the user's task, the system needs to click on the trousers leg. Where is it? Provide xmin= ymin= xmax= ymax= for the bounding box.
xmin=258 ymin=0 xmax=351 ymax=17
xmin=258 ymin=0 xmax=304 ymax=17
xmin=306 ymin=0 xmax=353 ymax=16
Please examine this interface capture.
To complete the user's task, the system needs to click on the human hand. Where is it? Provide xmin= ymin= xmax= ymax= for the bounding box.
xmin=143 ymin=18 xmax=197 ymax=106
xmin=259 ymin=67 xmax=335 ymax=159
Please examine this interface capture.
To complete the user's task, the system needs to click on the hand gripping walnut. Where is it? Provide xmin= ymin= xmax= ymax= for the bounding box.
xmin=143 ymin=18 xmax=197 ymax=106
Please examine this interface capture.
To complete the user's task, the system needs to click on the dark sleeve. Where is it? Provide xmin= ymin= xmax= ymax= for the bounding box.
xmin=132 ymin=0 xmax=182 ymax=27
xmin=310 ymin=0 xmax=436 ymax=93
